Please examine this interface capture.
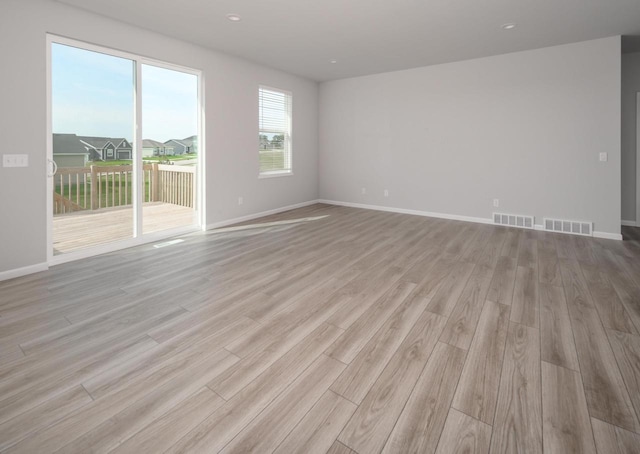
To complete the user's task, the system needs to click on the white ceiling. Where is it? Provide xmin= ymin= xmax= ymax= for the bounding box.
xmin=56 ymin=0 xmax=640 ymax=82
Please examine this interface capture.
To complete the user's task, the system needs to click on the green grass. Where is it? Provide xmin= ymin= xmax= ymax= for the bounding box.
xmin=57 ymin=177 xmax=150 ymax=209
xmin=59 ymin=157 xmax=197 ymax=209
xmin=259 ymin=150 xmax=286 ymax=172
xmin=88 ymin=160 xmax=132 ymax=167
xmin=87 ymin=154 xmax=196 ymax=167
xmin=143 ymin=155 xmax=196 ymax=162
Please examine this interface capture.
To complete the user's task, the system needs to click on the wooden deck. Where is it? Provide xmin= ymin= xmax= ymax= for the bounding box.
xmin=53 ymin=202 xmax=197 ymax=255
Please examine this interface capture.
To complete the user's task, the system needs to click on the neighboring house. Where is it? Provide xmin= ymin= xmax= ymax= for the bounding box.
xmin=142 ymin=139 xmax=174 ymax=157
xmin=165 ymin=136 xmax=197 ymax=155
xmin=78 ymin=136 xmax=132 ymax=161
xmin=182 ymin=135 xmax=198 ymax=154
xmin=52 ymin=133 xmax=90 ymax=168
xmin=164 ymin=139 xmax=186 ymax=155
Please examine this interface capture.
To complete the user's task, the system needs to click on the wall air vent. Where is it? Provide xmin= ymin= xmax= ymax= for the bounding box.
xmin=543 ymin=218 xmax=592 ymax=237
xmin=493 ymin=212 xmax=534 ymax=229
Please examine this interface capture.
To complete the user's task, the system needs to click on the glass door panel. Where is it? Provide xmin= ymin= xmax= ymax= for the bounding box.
xmin=51 ymin=43 xmax=135 ymax=255
xmin=141 ymin=64 xmax=199 ymax=234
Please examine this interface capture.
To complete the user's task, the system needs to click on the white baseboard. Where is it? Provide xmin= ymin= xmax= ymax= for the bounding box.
xmin=206 ymin=199 xmax=320 ymax=230
xmin=318 ymin=199 xmax=494 ymax=226
xmin=1 ymin=200 xmax=624 ymax=283
xmin=0 ymin=200 xmax=319 ymax=283
xmin=319 ymin=199 xmax=624 ymax=241
xmin=622 ymin=220 xmax=637 ymax=227
xmin=594 ymin=231 xmax=624 ymax=241
xmin=0 ymin=262 xmax=48 ymax=282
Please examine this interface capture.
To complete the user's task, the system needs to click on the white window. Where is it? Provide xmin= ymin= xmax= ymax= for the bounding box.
xmin=259 ymin=86 xmax=292 ymax=176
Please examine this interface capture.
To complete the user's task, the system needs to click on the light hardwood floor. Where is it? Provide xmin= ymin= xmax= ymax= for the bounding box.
xmin=1 ymin=204 xmax=640 ymax=453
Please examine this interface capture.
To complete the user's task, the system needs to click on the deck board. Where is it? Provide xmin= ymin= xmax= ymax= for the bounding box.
xmin=53 ymin=202 xmax=196 ymax=254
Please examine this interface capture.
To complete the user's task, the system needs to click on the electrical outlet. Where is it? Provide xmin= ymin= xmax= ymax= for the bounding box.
xmin=361 ymin=187 xmax=367 ymax=195
xmin=238 ymin=196 xmax=243 ymax=205
xmin=493 ymin=199 xmax=499 ymax=208
xmin=384 ymin=189 xmax=389 ymax=197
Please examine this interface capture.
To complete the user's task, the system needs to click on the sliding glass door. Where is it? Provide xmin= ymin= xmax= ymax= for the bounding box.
xmin=141 ymin=64 xmax=199 ymax=235
xmin=48 ymin=37 xmax=202 ymax=260
xmin=50 ymin=43 xmax=135 ymax=255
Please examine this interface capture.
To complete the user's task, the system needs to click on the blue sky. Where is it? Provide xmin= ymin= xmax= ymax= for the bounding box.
xmin=52 ymin=43 xmax=197 ymax=143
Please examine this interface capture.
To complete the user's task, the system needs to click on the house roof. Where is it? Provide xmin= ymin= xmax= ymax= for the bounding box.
xmin=52 ymin=134 xmax=90 ymax=155
xmin=165 ymin=139 xmax=186 ymax=147
xmin=78 ymin=136 xmax=131 ymax=149
xmin=142 ymin=139 xmax=166 ymax=148
xmin=181 ymin=136 xmax=197 ymax=148
xmin=77 ymin=136 xmax=112 ymax=149
xmin=166 ymin=137 xmax=197 ymax=148
xmin=115 ymin=138 xmax=132 ymax=149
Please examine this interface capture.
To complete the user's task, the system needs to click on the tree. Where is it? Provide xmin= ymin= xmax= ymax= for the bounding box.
xmin=259 ymin=134 xmax=270 ymax=150
xmin=271 ymin=134 xmax=284 ymax=149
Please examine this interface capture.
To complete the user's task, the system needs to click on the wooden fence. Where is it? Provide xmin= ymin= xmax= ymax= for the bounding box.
xmin=53 ymin=163 xmax=196 ymax=215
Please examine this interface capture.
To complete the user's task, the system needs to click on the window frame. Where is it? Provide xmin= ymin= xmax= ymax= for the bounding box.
xmin=258 ymin=85 xmax=293 ymax=178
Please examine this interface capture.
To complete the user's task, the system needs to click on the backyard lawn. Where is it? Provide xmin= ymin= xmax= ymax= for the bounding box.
xmin=57 ymin=177 xmax=151 ymax=210
xmin=87 ymin=155 xmax=196 ymax=167
xmin=259 ymin=150 xmax=286 ymax=172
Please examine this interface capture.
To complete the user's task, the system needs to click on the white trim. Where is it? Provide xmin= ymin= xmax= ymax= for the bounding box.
xmin=319 ymin=199 xmax=624 ymax=241
xmin=47 ymin=34 xmax=203 ymax=75
xmin=197 ymin=69 xmax=206 ymax=230
xmin=134 ymin=59 xmax=143 ymax=238
xmin=259 ymin=172 xmax=294 ymax=179
xmin=0 ymin=263 xmax=49 ymax=282
xmin=593 ymin=231 xmax=624 ymax=241
xmin=258 ymin=85 xmax=293 ymax=176
xmin=622 ymin=219 xmax=637 ymax=227
xmin=318 ymin=199 xmax=494 ymax=225
xmin=46 ymin=34 xmax=53 ymax=264
xmin=206 ymin=200 xmax=319 ymax=230
xmin=8 ymin=200 xmax=624 ymax=280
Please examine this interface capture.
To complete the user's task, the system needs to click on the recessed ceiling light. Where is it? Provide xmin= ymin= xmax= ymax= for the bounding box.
xmin=501 ymin=23 xmax=517 ymax=30
xmin=226 ymin=13 xmax=241 ymax=22
xmin=330 ymin=59 xmax=337 ymax=64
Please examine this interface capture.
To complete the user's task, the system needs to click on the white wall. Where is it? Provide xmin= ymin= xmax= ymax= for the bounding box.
xmin=319 ymin=37 xmax=621 ymax=236
xmin=622 ymin=51 xmax=640 ymax=223
xmin=0 ymin=0 xmax=318 ymax=274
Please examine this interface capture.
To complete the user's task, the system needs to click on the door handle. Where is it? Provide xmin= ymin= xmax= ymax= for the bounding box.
xmin=47 ymin=158 xmax=58 ymax=177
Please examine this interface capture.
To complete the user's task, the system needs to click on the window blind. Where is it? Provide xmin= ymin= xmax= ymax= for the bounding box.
xmin=259 ymin=86 xmax=292 ymax=175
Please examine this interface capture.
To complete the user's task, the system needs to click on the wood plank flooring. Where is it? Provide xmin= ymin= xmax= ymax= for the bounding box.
xmin=1 ymin=204 xmax=640 ymax=453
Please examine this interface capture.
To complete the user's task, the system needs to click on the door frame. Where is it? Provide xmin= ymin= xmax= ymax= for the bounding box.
xmin=46 ymin=34 xmax=205 ymax=265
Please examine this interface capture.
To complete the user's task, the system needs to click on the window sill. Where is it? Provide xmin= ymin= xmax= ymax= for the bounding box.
xmin=259 ymin=171 xmax=294 ymax=179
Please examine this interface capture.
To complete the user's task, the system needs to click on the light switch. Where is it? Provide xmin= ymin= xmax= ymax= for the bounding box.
xmin=599 ymin=152 xmax=608 ymax=162
xmin=2 ymin=154 xmax=29 ymax=167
